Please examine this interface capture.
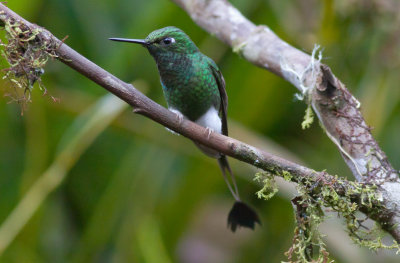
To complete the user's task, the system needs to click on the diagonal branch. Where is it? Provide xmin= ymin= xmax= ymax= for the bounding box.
xmin=171 ymin=0 xmax=399 ymax=184
xmin=0 ymin=3 xmax=318 ymax=186
xmin=0 ymin=3 xmax=400 ymax=245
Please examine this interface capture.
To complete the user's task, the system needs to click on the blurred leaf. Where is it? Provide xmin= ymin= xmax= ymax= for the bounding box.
xmin=0 ymin=94 xmax=128 ymax=256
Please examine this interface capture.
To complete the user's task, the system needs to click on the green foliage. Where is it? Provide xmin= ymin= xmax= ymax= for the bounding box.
xmin=0 ymin=93 xmax=128 ymax=256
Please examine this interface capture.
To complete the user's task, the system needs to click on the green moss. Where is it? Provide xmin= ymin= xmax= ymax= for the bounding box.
xmin=282 ymin=170 xmax=293 ymax=181
xmin=254 ymin=172 xmax=278 ymax=200
xmin=285 ymin=195 xmax=331 ymax=263
xmin=301 ymin=104 xmax=314 ymax=129
xmin=256 ymin=170 xmax=400 ymax=262
xmin=0 ymin=15 xmax=58 ymax=112
xmin=232 ymin=41 xmax=247 ymax=55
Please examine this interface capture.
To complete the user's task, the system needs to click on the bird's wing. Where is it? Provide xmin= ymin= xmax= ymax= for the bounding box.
xmin=208 ymin=59 xmax=228 ymax=136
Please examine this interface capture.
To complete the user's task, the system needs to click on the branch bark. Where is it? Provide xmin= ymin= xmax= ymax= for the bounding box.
xmin=170 ymin=0 xmax=400 ymax=244
xmin=1 ymin=2 xmax=400 ymax=246
xmin=171 ymin=0 xmax=398 ymax=184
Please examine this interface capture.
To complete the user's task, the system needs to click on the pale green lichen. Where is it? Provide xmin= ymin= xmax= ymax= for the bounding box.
xmin=285 ymin=195 xmax=332 ymax=263
xmin=232 ymin=41 xmax=247 ymax=55
xmin=0 ymin=15 xmax=58 ymax=113
xmin=301 ymin=104 xmax=314 ymax=129
xmin=354 ymin=223 xmax=399 ymax=252
xmin=254 ymin=172 xmax=278 ymax=200
xmin=282 ymin=170 xmax=293 ymax=181
xmin=256 ymin=170 xmax=400 ymax=262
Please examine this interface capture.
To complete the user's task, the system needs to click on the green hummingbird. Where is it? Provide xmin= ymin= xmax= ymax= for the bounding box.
xmin=110 ymin=26 xmax=260 ymax=232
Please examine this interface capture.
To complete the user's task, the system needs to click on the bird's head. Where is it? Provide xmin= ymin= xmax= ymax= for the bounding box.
xmin=109 ymin=26 xmax=199 ymax=57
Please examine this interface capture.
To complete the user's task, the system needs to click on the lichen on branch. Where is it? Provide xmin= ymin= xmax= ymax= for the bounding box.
xmin=254 ymin=172 xmax=278 ymax=200
xmin=256 ymin=171 xmax=400 ymax=262
xmin=0 ymin=13 xmax=59 ymax=111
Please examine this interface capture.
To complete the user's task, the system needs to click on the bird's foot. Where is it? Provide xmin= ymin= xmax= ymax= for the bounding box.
xmin=165 ymin=108 xmax=184 ymax=135
xmin=169 ymin=108 xmax=184 ymax=126
xmin=205 ymin=127 xmax=214 ymax=140
xmin=175 ymin=112 xmax=184 ymax=125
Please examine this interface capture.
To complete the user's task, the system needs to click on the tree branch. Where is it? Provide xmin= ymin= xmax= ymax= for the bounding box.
xmin=1 ymin=2 xmax=400 ymax=247
xmin=0 ymin=3 xmax=317 ymax=186
xmin=171 ymin=0 xmax=399 ymax=184
xmin=171 ymin=0 xmax=400 ymax=245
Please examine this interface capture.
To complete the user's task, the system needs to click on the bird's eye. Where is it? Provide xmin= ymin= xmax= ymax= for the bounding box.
xmin=162 ymin=37 xmax=175 ymax=45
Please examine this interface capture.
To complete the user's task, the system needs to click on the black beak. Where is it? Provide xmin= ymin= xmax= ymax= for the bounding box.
xmin=109 ymin=38 xmax=148 ymax=46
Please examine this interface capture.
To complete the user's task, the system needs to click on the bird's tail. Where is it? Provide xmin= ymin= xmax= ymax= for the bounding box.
xmin=218 ymin=155 xmax=261 ymax=232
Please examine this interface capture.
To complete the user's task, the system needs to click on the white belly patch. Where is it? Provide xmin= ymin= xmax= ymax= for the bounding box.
xmin=166 ymin=107 xmax=222 ymax=136
xmin=195 ymin=107 xmax=222 ymax=134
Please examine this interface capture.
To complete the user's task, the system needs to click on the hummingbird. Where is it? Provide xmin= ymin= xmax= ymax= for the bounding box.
xmin=110 ymin=26 xmax=260 ymax=232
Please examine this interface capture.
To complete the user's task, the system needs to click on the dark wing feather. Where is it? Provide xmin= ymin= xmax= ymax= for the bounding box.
xmin=209 ymin=61 xmax=228 ymax=136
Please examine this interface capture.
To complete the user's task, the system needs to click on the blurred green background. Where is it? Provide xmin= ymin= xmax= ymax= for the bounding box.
xmin=0 ymin=0 xmax=399 ymax=262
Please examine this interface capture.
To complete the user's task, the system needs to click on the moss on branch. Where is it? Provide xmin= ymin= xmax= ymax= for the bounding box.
xmin=0 ymin=13 xmax=59 ymax=112
xmin=255 ymin=170 xmax=400 ymax=262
